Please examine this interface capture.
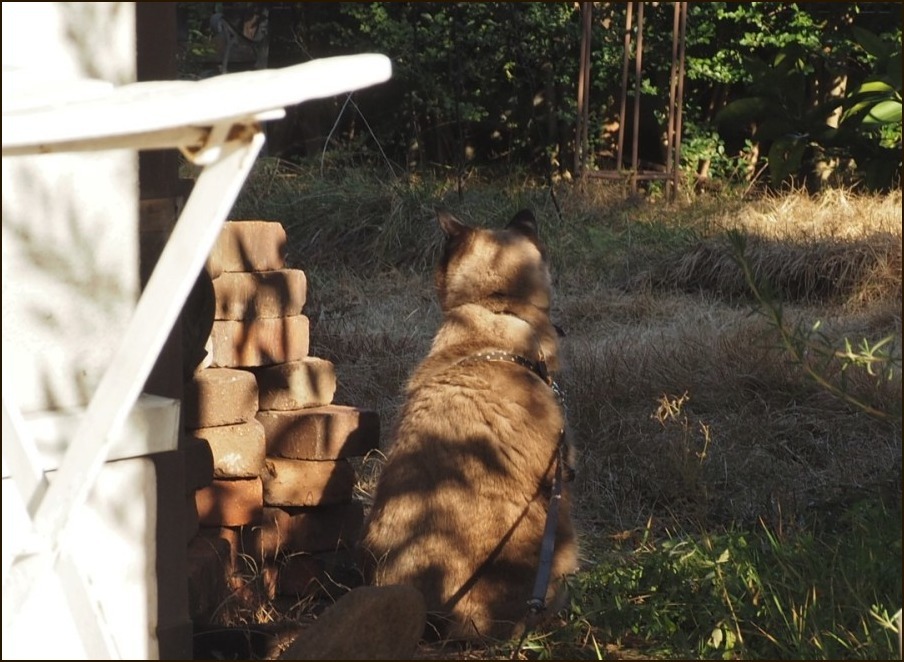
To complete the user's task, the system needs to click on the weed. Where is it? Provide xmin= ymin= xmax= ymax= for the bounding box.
xmin=217 ymin=161 xmax=901 ymax=659
xmin=558 ymin=500 xmax=901 ymax=660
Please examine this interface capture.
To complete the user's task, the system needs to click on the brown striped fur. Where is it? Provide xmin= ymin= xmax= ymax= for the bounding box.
xmin=360 ymin=209 xmax=578 ymax=641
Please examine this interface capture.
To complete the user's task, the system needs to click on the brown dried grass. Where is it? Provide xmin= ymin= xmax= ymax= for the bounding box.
xmin=287 ymin=179 xmax=902 ymax=537
xmin=218 ymin=164 xmax=901 ymax=658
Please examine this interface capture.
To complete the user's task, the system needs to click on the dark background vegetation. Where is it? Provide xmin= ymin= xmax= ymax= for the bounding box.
xmin=178 ymin=2 xmax=901 ymax=191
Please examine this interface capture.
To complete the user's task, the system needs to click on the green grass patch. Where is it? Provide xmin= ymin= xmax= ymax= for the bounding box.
xmin=537 ymin=498 xmax=901 ymax=660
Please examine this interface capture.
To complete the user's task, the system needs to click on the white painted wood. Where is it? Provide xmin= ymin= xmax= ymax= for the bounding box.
xmin=1 ymin=394 xmax=181 ymax=479
xmin=53 ymin=554 xmax=121 ymax=659
xmin=8 ymin=129 xmax=265 ymax=605
xmin=2 ymin=54 xmax=392 ymax=156
xmin=3 ymin=459 xmax=161 ymax=659
xmin=1 ymin=379 xmax=47 ymax=511
xmin=2 ymin=53 xmax=392 ymax=659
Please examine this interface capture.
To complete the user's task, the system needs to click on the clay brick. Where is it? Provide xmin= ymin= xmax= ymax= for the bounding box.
xmin=212 ymin=526 xmax=242 ymax=574
xmin=186 ymin=534 xmax=231 ymax=621
xmin=193 ymin=420 xmax=266 ymax=479
xmin=206 ymin=220 xmax=286 ymax=274
xmin=195 ymin=526 xmax=257 ymax=582
xmin=205 ymin=262 xmax=223 ymax=281
xmin=188 ymin=526 xmax=274 ymax=621
xmin=212 ymin=269 xmax=307 ymax=320
xmin=246 ymin=502 xmax=365 ymax=557
xmin=209 ymin=315 xmax=309 ymax=368
xmin=261 ymin=457 xmax=356 ymax=507
xmin=196 ymin=525 xmax=265 ymax=581
xmin=195 ymin=477 xmax=263 ymax=526
xmin=252 ymin=357 xmax=337 ymax=411
xmin=257 ymin=405 xmax=379 ymax=460
xmin=259 ymin=563 xmax=279 ymax=601
xmin=183 ymin=368 xmax=259 ymax=429
xmin=184 ymin=436 xmax=214 ymax=493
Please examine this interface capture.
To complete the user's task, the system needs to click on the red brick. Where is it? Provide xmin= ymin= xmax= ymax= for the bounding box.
xmin=209 ymin=315 xmax=309 ymax=368
xmin=184 ymin=436 xmax=215 ymax=493
xmin=261 ymin=457 xmax=356 ymax=507
xmin=246 ymin=502 xmax=365 ymax=557
xmin=259 ymin=563 xmax=279 ymax=600
xmin=197 ymin=525 xmax=266 ymax=582
xmin=195 ymin=527 xmax=240 ymax=577
xmin=212 ymin=269 xmax=307 ymax=320
xmin=187 ymin=527 xmax=274 ymax=620
xmin=193 ymin=419 xmax=266 ymax=479
xmin=252 ymin=357 xmax=337 ymax=411
xmin=183 ymin=368 xmax=258 ymax=429
xmin=195 ymin=477 xmax=263 ymax=526
xmin=206 ymin=220 xmax=286 ymax=274
xmin=257 ymin=405 xmax=379 ymax=460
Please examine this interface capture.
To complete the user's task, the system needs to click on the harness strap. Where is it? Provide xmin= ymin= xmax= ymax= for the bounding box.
xmin=456 ymin=349 xmax=575 ymax=614
xmin=527 ymin=438 xmax=565 ymax=614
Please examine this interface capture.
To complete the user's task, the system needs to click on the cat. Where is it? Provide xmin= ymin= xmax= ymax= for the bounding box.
xmin=359 ymin=209 xmax=578 ymax=641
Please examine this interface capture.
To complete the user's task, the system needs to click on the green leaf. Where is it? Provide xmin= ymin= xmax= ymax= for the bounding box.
xmin=842 ymin=99 xmax=876 ymax=123
xmin=716 ymin=97 xmax=769 ymax=128
xmin=862 ymin=100 xmax=902 ymax=126
xmin=852 ymin=26 xmax=890 ymax=60
xmin=768 ymin=137 xmax=807 ymax=184
xmin=854 ymin=80 xmax=895 ymax=95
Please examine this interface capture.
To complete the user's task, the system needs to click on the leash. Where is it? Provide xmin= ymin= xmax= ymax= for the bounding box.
xmin=457 ymin=350 xmax=574 ymax=614
xmin=453 ymin=348 xmax=575 ymax=657
xmin=527 ymin=437 xmax=567 ymax=615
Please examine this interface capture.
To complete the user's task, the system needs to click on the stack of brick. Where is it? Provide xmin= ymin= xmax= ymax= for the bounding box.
xmin=183 ymin=220 xmax=379 ymax=621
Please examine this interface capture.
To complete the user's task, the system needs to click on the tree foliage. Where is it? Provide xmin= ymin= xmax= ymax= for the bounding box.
xmin=178 ymin=2 xmax=902 ymax=190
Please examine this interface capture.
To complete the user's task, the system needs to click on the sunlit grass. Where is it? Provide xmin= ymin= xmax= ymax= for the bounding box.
xmin=217 ymin=159 xmax=901 ymax=659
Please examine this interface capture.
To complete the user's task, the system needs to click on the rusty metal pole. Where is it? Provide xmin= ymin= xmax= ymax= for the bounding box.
xmin=666 ymin=2 xmax=680 ymax=200
xmin=673 ymin=2 xmax=688 ymax=200
xmin=576 ymin=2 xmax=592 ymax=178
xmin=585 ymin=2 xmax=688 ymax=197
xmin=581 ymin=3 xmax=592 ymax=175
xmin=616 ymin=2 xmax=633 ymax=176
xmin=631 ymin=2 xmax=645 ymax=194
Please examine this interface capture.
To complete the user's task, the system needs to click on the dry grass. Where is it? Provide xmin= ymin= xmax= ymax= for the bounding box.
xmin=256 ymin=164 xmax=902 ymax=531
xmin=219 ymin=162 xmax=901 ymax=658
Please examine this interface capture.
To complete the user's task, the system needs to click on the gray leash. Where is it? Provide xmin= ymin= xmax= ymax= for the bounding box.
xmin=455 ymin=350 xmax=573 ymax=616
xmin=527 ymin=440 xmax=566 ymax=614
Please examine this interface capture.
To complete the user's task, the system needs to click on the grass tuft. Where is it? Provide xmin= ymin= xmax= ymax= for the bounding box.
xmin=212 ymin=160 xmax=901 ymax=659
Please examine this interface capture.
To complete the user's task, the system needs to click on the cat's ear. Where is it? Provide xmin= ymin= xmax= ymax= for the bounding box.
xmin=506 ymin=209 xmax=539 ymax=239
xmin=436 ymin=208 xmax=470 ymax=239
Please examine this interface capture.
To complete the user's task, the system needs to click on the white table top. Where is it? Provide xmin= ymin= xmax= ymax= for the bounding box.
xmin=2 ymin=53 xmax=392 ymax=155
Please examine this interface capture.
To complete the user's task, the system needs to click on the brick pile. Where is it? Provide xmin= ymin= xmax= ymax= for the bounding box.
xmin=183 ymin=221 xmax=379 ymax=622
